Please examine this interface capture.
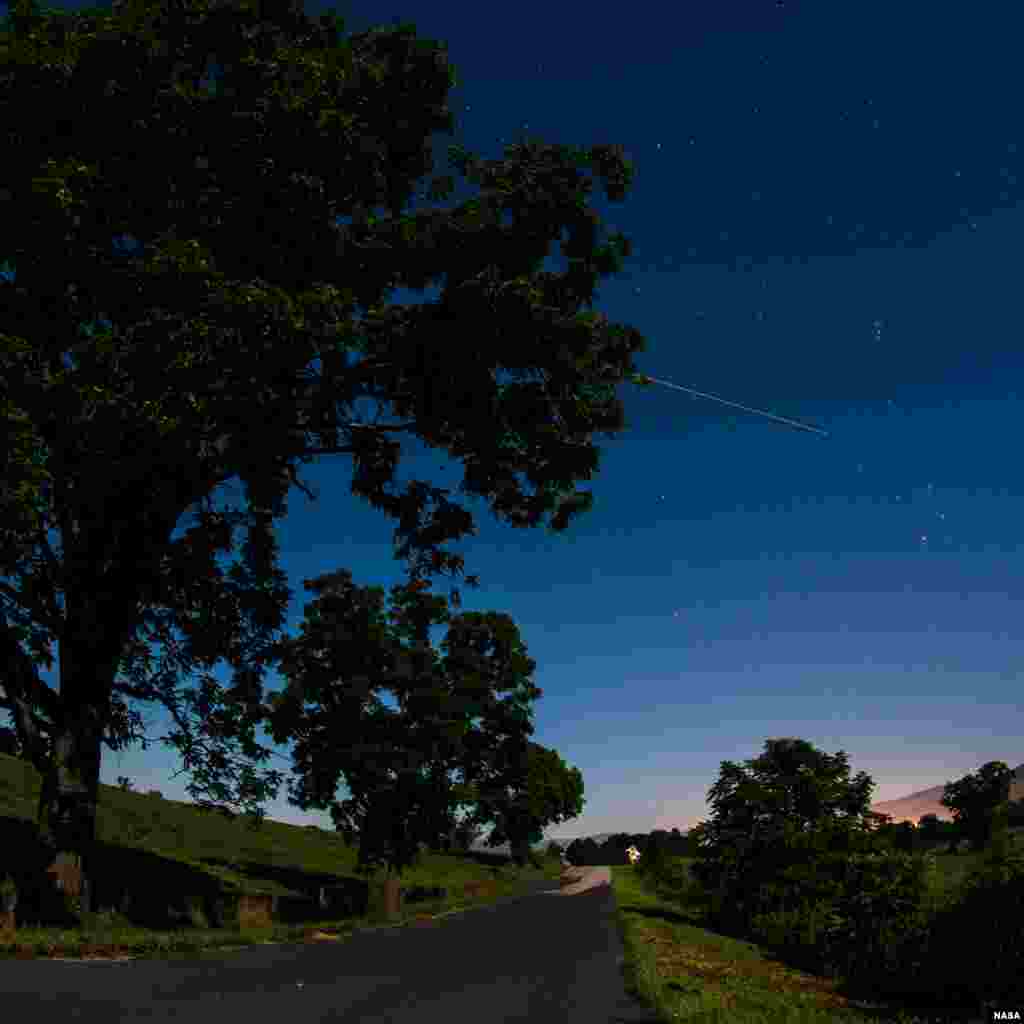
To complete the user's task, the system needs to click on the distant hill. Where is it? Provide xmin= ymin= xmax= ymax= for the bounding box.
xmin=868 ymin=761 xmax=1024 ymax=825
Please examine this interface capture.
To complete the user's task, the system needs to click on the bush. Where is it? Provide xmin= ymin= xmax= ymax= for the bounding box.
xmin=906 ymin=842 xmax=1024 ymax=1008
xmin=646 ymin=856 xmax=704 ymax=905
xmin=688 ymin=819 xmax=938 ymax=983
xmin=810 ymin=847 xmax=938 ymax=984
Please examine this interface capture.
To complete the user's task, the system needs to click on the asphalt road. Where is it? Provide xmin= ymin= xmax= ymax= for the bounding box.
xmin=6 ymin=877 xmax=666 ymax=1023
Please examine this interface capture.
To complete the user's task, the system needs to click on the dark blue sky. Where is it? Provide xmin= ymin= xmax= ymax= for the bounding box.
xmin=2 ymin=0 xmax=1022 ymax=845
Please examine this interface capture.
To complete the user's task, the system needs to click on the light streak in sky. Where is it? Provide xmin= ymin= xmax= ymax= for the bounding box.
xmin=632 ymin=375 xmax=831 ymax=438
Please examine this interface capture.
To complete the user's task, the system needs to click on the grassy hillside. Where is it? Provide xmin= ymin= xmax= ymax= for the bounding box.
xmin=0 ymin=752 xmax=563 ymax=959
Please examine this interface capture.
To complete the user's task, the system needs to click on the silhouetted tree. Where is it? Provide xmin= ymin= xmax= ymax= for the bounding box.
xmin=259 ymin=570 xmax=559 ymax=880
xmin=0 ymin=0 xmax=643 ymax=911
xmin=688 ymin=737 xmax=883 ymax=920
xmin=466 ymin=742 xmax=585 ymax=867
xmin=941 ymin=761 xmax=1016 ymax=853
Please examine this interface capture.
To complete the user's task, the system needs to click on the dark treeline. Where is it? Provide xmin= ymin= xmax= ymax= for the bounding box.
xmin=561 ymin=800 xmax=1024 ymax=867
xmin=563 ymin=828 xmax=698 ymax=866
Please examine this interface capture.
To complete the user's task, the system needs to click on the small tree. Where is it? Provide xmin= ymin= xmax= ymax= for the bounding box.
xmin=688 ymin=737 xmax=891 ymax=933
xmin=260 ymin=571 xmax=569 ymax=881
xmin=941 ymin=761 xmax=1016 ymax=854
xmin=465 ymin=741 xmax=585 ymax=867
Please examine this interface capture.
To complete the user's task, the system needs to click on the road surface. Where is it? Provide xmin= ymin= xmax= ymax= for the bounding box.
xmin=6 ymin=869 xmax=664 ymax=1023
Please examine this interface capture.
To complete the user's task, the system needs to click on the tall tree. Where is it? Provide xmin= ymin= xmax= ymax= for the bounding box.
xmin=257 ymin=567 xmax=549 ymax=879
xmin=940 ymin=760 xmax=1016 ymax=853
xmin=0 ymin=0 xmax=646 ymax=912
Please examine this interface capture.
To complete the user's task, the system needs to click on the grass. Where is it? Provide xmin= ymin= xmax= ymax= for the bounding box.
xmin=608 ymin=836 xmax=1024 ymax=1024
xmin=0 ymin=751 xmax=564 ymax=960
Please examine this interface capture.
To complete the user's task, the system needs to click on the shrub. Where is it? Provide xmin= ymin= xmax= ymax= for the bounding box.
xmin=646 ymin=856 xmax=704 ymax=906
xmin=907 ymin=842 xmax=1024 ymax=1008
xmin=811 ymin=847 xmax=938 ymax=984
xmin=689 ymin=818 xmax=938 ymax=983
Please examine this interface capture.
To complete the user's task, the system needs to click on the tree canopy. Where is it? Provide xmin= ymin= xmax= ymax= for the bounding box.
xmin=691 ymin=738 xmax=876 ymax=849
xmin=257 ymin=567 xmax=571 ymax=877
xmin=463 ymin=739 xmax=586 ymax=866
xmin=686 ymin=737 xmax=882 ymax=903
xmin=940 ymin=760 xmax=1017 ymax=853
xmin=0 ymin=0 xmax=643 ymax=909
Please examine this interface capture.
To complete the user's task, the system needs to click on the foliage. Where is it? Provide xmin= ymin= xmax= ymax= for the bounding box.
xmin=915 ymin=812 xmax=957 ymax=842
xmin=869 ymin=818 xmax=923 ymax=854
xmin=768 ymin=841 xmax=937 ymax=981
xmin=1008 ymin=796 xmax=1024 ymax=829
xmin=863 ymin=837 xmax=1024 ymax=1009
xmin=681 ymin=738 xmax=951 ymax=991
xmin=680 ymin=741 xmax=1024 ymax=1010
xmin=924 ymin=839 xmax=1024 ymax=1005
xmin=258 ymin=567 xmax=558 ymax=879
xmin=686 ymin=737 xmax=879 ymax=904
xmin=564 ymin=836 xmax=595 ymax=866
xmin=941 ymin=761 xmax=1017 ymax=853
xmin=465 ymin=740 xmax=585 ymax=866
xmin=0 ymin=0 xmax=643 ymax=902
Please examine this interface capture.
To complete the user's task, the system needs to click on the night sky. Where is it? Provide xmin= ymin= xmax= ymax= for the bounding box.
xmin=2 ymin=0 xmax=1022 ymax=847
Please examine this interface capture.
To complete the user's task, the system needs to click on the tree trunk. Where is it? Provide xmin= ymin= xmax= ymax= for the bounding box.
xmin=510 ymin=837 xmax=529 ymax=867
xmin=35 ymin=709 xmax=106 ymax=918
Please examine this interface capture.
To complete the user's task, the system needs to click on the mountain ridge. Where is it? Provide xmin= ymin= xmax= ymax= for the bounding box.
xmin=867 ymin=760 xmax=1024 ymax=825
